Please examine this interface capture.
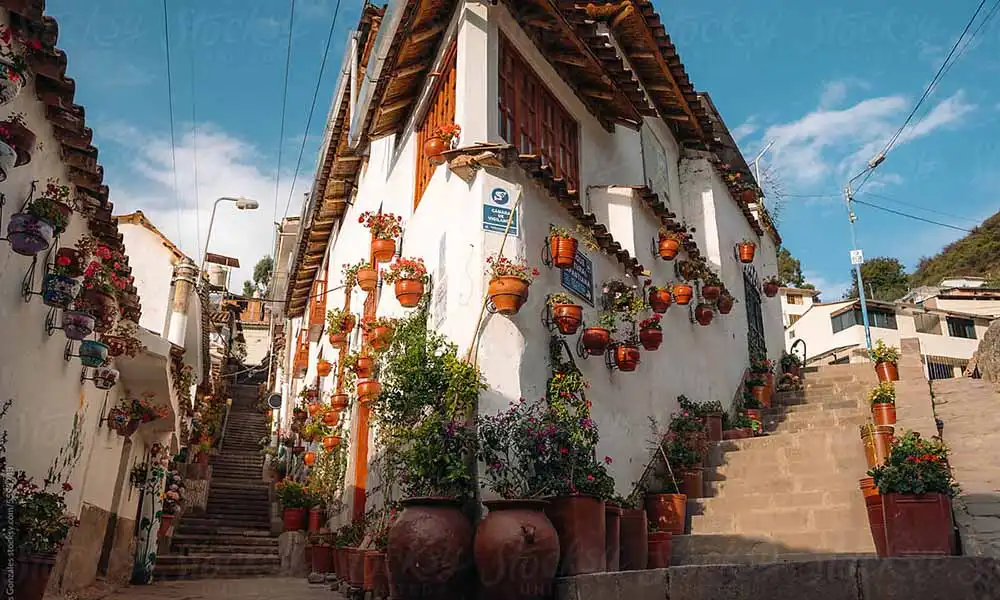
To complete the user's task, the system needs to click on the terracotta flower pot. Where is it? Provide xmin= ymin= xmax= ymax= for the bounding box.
xmin=722 ymin=428 xmax=753 ymax=440
xmin=424 ymin=136 xmax=447 ymax=165
xmin=82 ymin=288 xmax=119 ymax=333
xmin=763 ymin=281 xmax=780 ymax=298
xmin=348 ymin=547 xmax=366 ymax=587
xmin=358 ymin=379 xmax=381 ymax=405
xmin=545 ymin=495 xmax=606 ymax=576
xmin=158 ymin=514 xmax=176 ymax=538
xmin=9 ymin=554 xmax=56 ymax=600
xmin=750 ymin=385 xmax=768 ymax=409
xmin=860 ymin=426 xmax=878 ymax=469
xmin=313 ymin=544 xmax=332 ymax=574
xmin=874 ymin=425 xmax=894 ymax=466
xmin=323 ymin=410 xmax=341 ymax=426
xmin=681 ymin=469 xmax=704 ymax=499
xmin=365 ymin=550 xmax=389 ymax=596
xmin=649 ymin=288 xmax=672 ymax=313
xmin=581 ymin=327 xmax=611 ymax=355
xmin=639 ymin=327 xmax=662 ymax=351
xmin=317 ymin=360 xmax=333 ymax=377
xmin=701 ymin=285 xmax=721 ymax=302
xmin=395 ymin=278 xmax=425 ymax=307
xmin=703 ymin=413 xmax=723 ymax=442
xmin=358 ymin=267 xmax=379 ymax=292
xmin=717 ymin=295 xmax=734 ymax=314
xmin=615 ymin=344 xmax=640 ymax=372
xmin=283 ymin=507 xmax=307 ymax=531
xmin=323 ymin=435 xmax=342 ymax=451
xmin=331 ymin=393 xmax=349 ymax=411
xmin=694 ymin=303 xmax=714 ymax=326
xmin=741 ymin=189 xmax=758 ymax=204
xmin=658 ymin=236 xmax=680 ymax=260
xmin=644 ymin=493 xmax=686 ymax=536
xmin=475 ymin=499 xmax=559 ymax=600
xmin=369 ymin=326 xmax=391 ymax=350
xmin=308 ymin=403 xmax=322 ymax=417
xmin=737 ymin=242 xmax=756 ymax=263
xmin=304 ymin=451 xmax=317 ymax=466
xmin=356 ymin=356 xmax=374 ymax=378
xmin=372 ymin=238 xmax=397 ymax=264
xmin=552 ymin=303 xmax=583 ymax=335
xmin=550 ymin=235 xmax=578 ymax=269
xmin=875 ymin=361 xmax=899 ymax=382
xmin=872 ymin=403 xmax=896 ymax=426
xmin=618 ymin=508 xmax=648 ymax=571
xmin=672 ymin=284 xmax=693 ymax=305
xmin=883 ymin=493 xmax=954 ymax=557
xmin=859 ymin=477 xmax=887 ymax=557
xmin=647 ymin=531 xmax=672 ymax=569
xmin=604 ymin=504 xmax=622 ymax=572
xmin=488 ymin=276 xmax=530 ymax=315
xmin=387 ymin=497 xmax=474 ymax=600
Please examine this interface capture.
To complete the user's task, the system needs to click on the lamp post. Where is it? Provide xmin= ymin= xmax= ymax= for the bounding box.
xmin=199 ymin=196 xmax=259 ymax=289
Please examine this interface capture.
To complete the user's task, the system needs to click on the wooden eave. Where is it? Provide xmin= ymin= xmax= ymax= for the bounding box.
xmin=500 ymin=0 xmax=645 ymax=131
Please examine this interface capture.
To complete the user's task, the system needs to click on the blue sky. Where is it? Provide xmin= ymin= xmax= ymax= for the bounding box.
xmin=45 ymin=0 xmax=999 ymax=296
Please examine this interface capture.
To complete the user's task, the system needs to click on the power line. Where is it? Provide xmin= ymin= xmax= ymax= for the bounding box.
xmin=161 ymin=0 xmax=184 ymax=247
xmin=281 ymin=0 xmax=345 ymax=221
xmin=861 ymin=191 xmax=982 ymax=225
xmin=852 ymin=198 xmax=974 ymax=233
xmin=273 ymin=0 xmax=297 ymax=253
xmin=188 ymin=8 xmax=202 ymax=259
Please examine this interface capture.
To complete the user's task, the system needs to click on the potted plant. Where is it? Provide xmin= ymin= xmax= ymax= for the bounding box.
xmin=547 ymin=292 xmax=583 ymax=335
xmin=647 ymin=284 xmax=672 ymax=314
xmin=737 ymin=239 xmax=756 ymax=263
xmin=485 ymin=254 xmax=538 ymax=316
xmin=7 ymin=192 xmax=69 ymax=256
xmin=357 ymin=379 xmax=382 ymax=405
xmin=131 ymin=393 xmax=168 ymax=425
xmin=326 ymin=308 xmax=356 ymax=345
xmin=701 ymin=271 xmax=722 ymax=301
xmin=615 ymin=342 xmax=641 ymax=372
xmin=716 ymin=289 xmax=735 ymax=314
xmin=695 ymin=400 xmax=725 ymax=442
xmin=276 ymin=480 xmax=311 ymax=531
xmin=672 ymin=282 xmax=693 ymax=306
xmin=581 ymin=311 xmax=615 ymax=355
xmin=158 ymin=470 xmax=185 ymax=537
xmin=382 ymin=256 xmax=428 ymax=308
xmin=869 ymin=339 xmax=900 ymax=382
xmin=36 ymin=179 xmax=74 ymax=234
xmin=6 ymin=472 xmax=79 ymax=600
xmin=741 ymin=390 xmax=763 ymax=435
xmin=76 ymin=240 xmax=127 ymax=332
xmin=722 ymin=413 xmax=754 ymax=440
xmin=0 ymin=113 xmax=35 ymax=180
xmin=360 ymin=211 xmax=403 ymax=263
xmin=350 ymin=260 xmax=378 ymax=293
xmin=79 ymin=339 xmax=109 ymax=368
xmin=474 ymin=400 xmax=560 ymax=600
xmin=676 ymin=259 xmax=702 ymax=282
xmin=322 ymin=434 xmax=342 ymax=451
xmin=548 ymin=224 xmax=578 ymax=269
xmin=644 ymin=448 xmax=686 ymax=537
xmin=0 ymin=25 xmax=36 ymax=106
xmin=868 ymin=431 xmax=957 ymax=556
xmin=424 ymin=123 xmax=461 ymax=165
xmin=317 ymin=359 xmax=333 ymax=377
xmin=344 ymin=352 xmax=374 ymax=379
xmin=762 ymin=276 xmax=780 ymax=298
xmin=869 ymin=381 xmax=897 ymax=426
xmin=363 ymin=317 xmax=396 ymax=351
xmin=107 ymin=401 xmax=140 ymax=438
xmin=694 ymin=303 xmax=714 ymax=326
xmin=101 ymin=319 xmax=143 ymax=358
xmin=638 ymin=314 xmax=662 ymax=351
xmin=746 ymin=376 xmax=768 ymax=409
xmin=780 ymin=351 xmax=802 ymax=377
xmin=750 ymin=355 xmax=775 ymax=402
xmin=657 ymin=229 xmax=683 ymax=260
xmin=55 ymin=245 xmax=87 ymax=278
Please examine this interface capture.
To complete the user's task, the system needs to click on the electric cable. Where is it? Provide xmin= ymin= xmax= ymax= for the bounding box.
xmin=161 ymin=0 xmax=184 ymax=247
xmin=273 ymin=0 xmax=297 ymax=254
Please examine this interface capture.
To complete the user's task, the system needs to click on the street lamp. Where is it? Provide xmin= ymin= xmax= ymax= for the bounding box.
xmin=199 ymin=196 xmax=260 ymax=289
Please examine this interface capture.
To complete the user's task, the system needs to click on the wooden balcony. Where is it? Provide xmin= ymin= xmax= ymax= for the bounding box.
xmin=293 ymin=332 xmax=309 ymax=378
xmin=307 ymin=279 xmax=327 ymax=342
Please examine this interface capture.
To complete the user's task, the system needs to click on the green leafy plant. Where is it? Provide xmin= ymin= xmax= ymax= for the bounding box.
xmin=326 ymin=308 xmax=356 ymax=335
xmin=597 ymin=310 xmax=617 ymax=330
xmin=486 ymin=254 xmax=539 ymax=283
xmin=749 ymin=355 xmax=773 ymax=374
xmin=868 ymin=382 xmax=896 ymax=406
xmin=868 ymin=339 xmax=900 ymax=364
xmin=548 ymin=224 xmax=576 ymax=240
xmin=780 ymin=351 xmax=802 ymax=370
xmin=275 ymin=480 xmax=312 ymax=509
xmin=868 ymin=431 xmax=958 ymax=496
xmin=6 ymin=473 xmax=79 ymax=556
xmin=547 ymin=292 xmax=577 ymax=306
xmin=741 ymin=390 xmax=762 ymax=409
xmin=745 ymin=377 xmax=765 ymax=389
xmin=730 ymin=413 xmax=753 ymax=429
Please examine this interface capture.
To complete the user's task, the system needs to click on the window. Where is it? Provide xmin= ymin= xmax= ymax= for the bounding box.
xmin=927 ymin=362 xmax=956 ymax=380
xmin=788 ymin=314 xmax=801 ymax=325
xmin=914 ymin=313 xmax=942 ymax=334
xmin=498 ymin=34 xmax=580 ymax=190
xmin=415 ymin=42 xmax=457 ymax=208
xmin=946 ymin=317 xmax=976 ymax=339
xmin=831 ymin=308 xmax=897 ymax=333
xmin=831 ymin=310 xmax=857 ymax=333
xmin=787 ymin=295 xmax=803 ymax=305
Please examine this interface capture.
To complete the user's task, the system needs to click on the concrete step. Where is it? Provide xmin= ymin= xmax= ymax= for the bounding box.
xmin=703 ymin=472 xmax=862 ymax=498
xmin=180 ymin=516 xmax=271 ymax=529
xmin=172 ymin=543 xmax=279 ymax=555
xmin=688 ymin=503 xmax=870 ymax=537
xmin=171 ymin=533 xmax=278 ymax=546
xmin=688 ymin=489 xmax=860 ymax=517
xmin=670 ymin=533 xmax=876 ymax=565
xmin=210 ymin=479 xmax=270 ymax=490
xmin=177 ymin=523 xmax=273 ymax=536
xmin=157 ymin=554 xmax=279 ymax=567
xmin=153 ymin=563 xmax=281 ymax=581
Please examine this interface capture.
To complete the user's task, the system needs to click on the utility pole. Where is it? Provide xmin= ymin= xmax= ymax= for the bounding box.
xmin=844 ymin=184 xmax=873 ymax=351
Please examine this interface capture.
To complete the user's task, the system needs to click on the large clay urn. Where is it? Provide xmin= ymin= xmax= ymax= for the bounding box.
xmin=545 ymin=495 xmax=606 ymax=576
xmin=387 ymin=497 xmax=474 ymax=600
xmin=474 ymin=499 xmax=559 ymax=600
xmin=8 ymin=554 xmax=56 ymax=600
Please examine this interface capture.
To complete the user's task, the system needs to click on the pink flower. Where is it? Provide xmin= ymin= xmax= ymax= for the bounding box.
xmin=604 ymin=456 xmax=613 ymax=465
xmin=586 ymin=474 xmax=595 ymax=482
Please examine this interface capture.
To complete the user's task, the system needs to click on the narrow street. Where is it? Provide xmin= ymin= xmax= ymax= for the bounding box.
xmin=102 ymin=579 xmax=342 ymax=600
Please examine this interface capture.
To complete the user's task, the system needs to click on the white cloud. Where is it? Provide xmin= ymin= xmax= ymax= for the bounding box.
xmin=802 ymin=271 xmax=852 ymax=302
xmin=819 ymin=81 xmax=848 ymax=109
xmin=731 ymin=118 xmax=758 ymax=144
xmin=102 ymin=122 xmax=314 ymax=290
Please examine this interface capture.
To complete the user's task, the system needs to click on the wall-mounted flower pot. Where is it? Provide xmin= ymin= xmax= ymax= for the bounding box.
xmin=647 ymin=531 xmax=672 ymax=569
xmin=546 ymin=495 xmax=606 ymax=576
xmin=701 ymin=285 xmax=721 ymax=302
xmin=740 ymin=189 xmax=757 ymax=204
xmin=615 ymin=344 xmax=640 ymax=372
xmin=55 ymin=248 xmax=85 ymax=277
xmin=79 ymin=340 xmax=109 ymax=368
xmin=424 ymin=136 xmax=447 ymax=165
xmin=308 ymin=403 xmax=322 ymax=417
xmin=94 ymin=366 xmax=119 ymax=390
xmin=639 ymin=327 xmax=662 ymax=351
xmin=644 ymin=493 xmax=686 ymax=536
xmin=303 ymin=451 xmax=317 ymax=467
xmin=49 ymin=201 xmax=73 ymax=235
xmin=737 ymin=242 xmax=756 ymax=263
xmin=62 ymin=310 xmax=96 ymax=341
xmin=357 ymin=379 xmax=381 ymax=405
xmin=605 ymin=504 xmax=622 ymax=572
xmin=872 ymin=403 xmax=896 ymax=426
xmin=322 ymin=435 xmax=342 ymax=451
xmin=11 ymin=553 xmax=55 ymax=600
xmin=357 ymin=267 xmax=379 ymax=292
xmin=658 ymin=236 xmax=680 ymax=260
xmin=552 ymin=303 xmax=583 ymax=335
xmin=368 ymin=326 xmax=391 ymax=350
xmin=550 ymin=235 xmax=578 ymax=269
xmin=7 ymin=212 xmax=54 ymax=256
xmin=474 ymin=499 xmax=559 ymax=600
xmin=42 ymin=273 xmax=81 ymax=309
xmin=323 ymin=410 xmax=341 ymax=426
xmin=581 ymin=327 xmax=611 ymax=355
xmin=488 ymin=276 xmax=529 ymax=315
xmin=883 ymin=493 xmax=954 ymax=557
xmin=317 ymin=359 xmax=333 ymax=377
xmin=4 ymin=119 xmax=35 ymax=167
xmin=649 ymin=288 xmax=672 ymax=313
xmin=331 ymin=393 xmax=349 ymax=411
xmin=394 ymin=278 xmax=424 ymax=307
xmin=694 ymin=303 xmax=714 ymax=326
xmin=619 ymin=508 xmax=648 ymax=571
xmin=328 ymin=330 xmax=348 ymax=346
xmin=672 ymin=284 xmax=693 ymax=305
xmin=0 ymin=139 xmax=16 ymax=181
xmin=82 ymin=289 xmax=119 ymax=333
xmin=859 ymin=477 xmax=887 ymax=557
xmin=101 ymin=334 xmax=130 ymax=358
xmin=763 ymin=281 xmax=780 ymax=298
xmin=372 ymin=238 xmax=397 ymax=264
xmin=283 ymin=507 xmax=307 ymax=531
xmin=875 ymin=361 xmax=899 ymax=382
xmin=0 ymin=59 xmax=27 ymax=107
xmin=356 ymin=356 xmax=374 ymax=378
xmin=388 ymin=497 xmax=474 ymax=598
xmin=717 ymin=295 xmax=734 ymax=314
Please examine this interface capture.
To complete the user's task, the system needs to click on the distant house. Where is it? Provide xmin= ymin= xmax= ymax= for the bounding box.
xmin=778 ymin=287 xmax=822 ymax=328
xmin=901 ymin=277 xmax=1000 ymax=317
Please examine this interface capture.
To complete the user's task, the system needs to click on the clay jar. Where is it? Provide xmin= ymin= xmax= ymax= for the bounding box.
xmin=875 ymin=361 xmax=899 ymax=382
xmin=387 ymin=497 xmax=474 ymax=600
xmin=618 ymin=508 xmax=648 ymax=571
xmin=604 ymin=504 xmax=622 ymax=572
xmin=872 ymin=402 xmax=896 ymax=426
xmin=549 ymin=235 xmax=578 ymax=268
xmin=644 ymin=493 xmax=686 ymax=535
xmin=395 ymin=279 xmax=425 ymax=307
xmin=372 ymin=238 xmax=397 ymax=263
xmin=488 ymin=276 xmax=530 ymax=315
xmin=474 ymin=500 xmax=559 ymax=600
xmin=546 ymin=495 xmax=606 ymax=576
xmin=552 ymin=303 xmax=583 ymax=335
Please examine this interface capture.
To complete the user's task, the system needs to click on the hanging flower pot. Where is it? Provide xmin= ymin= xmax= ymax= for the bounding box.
xmin=322 ymin=410 xmax=340 ymax=426
xmin=486 ymin=255 xmax=538 ymax=316
xmin=303 ymin=451 xmax=317 ymax=466
xmin=548 ymin=227 xmax=579 ymax=269
xmin=672 ymin=283 xmax=693 ymax=305
xmin=41 ymin=273 xmax=82 ymax=309
xmin=581 ymin=327 xmax=611 ymax=356
xmin=424 ymin=135 xmax=448 ymax=165
xmin=384 ymin=256 xmax=429 ymax=308
xmin=392 ymin=279 xmax=423 ymax=307
xmin=357 ymin=379 xmax=381 ymax=405
xmin=474 ymin=499 xmax=560 ymax=600
xmin=62 ymin=310 xmax=96 ymax=341
xmin=371 ymin=238 xmax=397 ymax=264
xmin=2 ymin=116 xmax=35 ymax=166
xmin=55 ymin=248 xmax=85 ymax=277
xmin=317 ymin=359 xmax=333 ymax=377
xmin=648 ymin=287 xmax=672 ymax=313
xmin=388 ymin=497 xmax=474 ymax=598
xmin=356 ymin=356 xmax=374 ymax=378
xmin=367 ymin=325 xmax=391 ymax=350
xmin=701 ymin=284 xmax=721 ymax=302
xmin=717 ymin=294 xmax=734 ymax=315
xmin=7 ymin=212 xmax=54 ymax=256
xmin=326 ymin=309 xmax=356 ymax=345
xmin=322 ymin=435 xmax=342 ymax=451
xmin=360 ymin=211 xmax=403 ymax=263
xmin=331 ymin=393 xmax=349 ymax=411
xmin=638 ymin=315 xmax=663 ymax=351
xmin=79 ymin=340 xmax=109 ymax=368
xmin=762 ymin=278 xmax=780 ymax=298
xmin=308 ymin=402 xmax=322 ymax=417
xmin=657 ymin=233 xmax=681 ymax=260
xmin=737 ymin=240 xmax=757 ymax=263
xmin=549 ymin=294 xmax=583 ymax=335
xmin=0 ymin=137 xmax=15 ymax=181
xmin=694 ymin=303 xmax=714 ymax=326
xmin=101 ymin=334 xmax=129 ymax=358
xmin=615 ymin=344 xmax=640 ymax=372
xmin=81 ymin=288 xmax=119 ymax=333
xmin=94 ymin=366 xmax=119 ymax=390
xmin=357 ymin=266 xmax=379 ymax=292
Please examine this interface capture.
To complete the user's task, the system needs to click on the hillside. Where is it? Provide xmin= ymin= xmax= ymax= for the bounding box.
xmin=910 ymin=210 xmax=1000 ymax=287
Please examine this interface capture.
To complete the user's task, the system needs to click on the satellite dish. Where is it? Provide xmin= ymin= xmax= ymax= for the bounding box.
xmin=267 ymin=394 xmax=283 ymax=410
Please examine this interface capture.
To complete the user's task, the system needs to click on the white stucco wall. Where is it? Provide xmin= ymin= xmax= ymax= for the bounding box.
xmin=119 ymin=223 xmax=177 ymax=335
xmin=779 ymin=289 xmax=818 ymax=327
xmin=927 ymin=297 xmax=1000 ymax=318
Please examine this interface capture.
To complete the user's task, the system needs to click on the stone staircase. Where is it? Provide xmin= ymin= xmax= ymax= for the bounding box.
xmin=673 ymin=363 xmax=879 ymax=564
xmin=156 ymin=384 xmax=280 ymax=580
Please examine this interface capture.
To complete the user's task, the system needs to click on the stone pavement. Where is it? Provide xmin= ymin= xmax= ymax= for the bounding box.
xmin=99 ymin=578 xmax=342 ymax=600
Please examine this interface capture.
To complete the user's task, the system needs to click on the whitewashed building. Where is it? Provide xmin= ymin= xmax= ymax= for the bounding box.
xmin=778 ymin=286 xmax=822 ymax=328
xmin=274 ymin=1 xmax=784 ymax=519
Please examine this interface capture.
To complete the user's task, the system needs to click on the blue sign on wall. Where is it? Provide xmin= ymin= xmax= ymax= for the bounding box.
xmin=560 ymin=250 xmax=594 ymax=306
xmin=482 ymin=186 xmax=519 ymax=234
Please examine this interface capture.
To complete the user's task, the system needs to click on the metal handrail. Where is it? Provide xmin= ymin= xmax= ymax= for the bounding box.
xmin=790 ymin=338 xmax=807 ymax=364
